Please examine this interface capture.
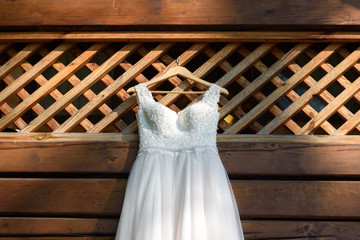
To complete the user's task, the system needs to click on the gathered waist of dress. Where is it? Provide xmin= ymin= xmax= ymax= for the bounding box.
xmin=138 ymin=144 xmax=218 ymax=153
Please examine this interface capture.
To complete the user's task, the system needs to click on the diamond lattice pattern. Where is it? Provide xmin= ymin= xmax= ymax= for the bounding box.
xmin=1 ymin=41 xmax=360 ymax=135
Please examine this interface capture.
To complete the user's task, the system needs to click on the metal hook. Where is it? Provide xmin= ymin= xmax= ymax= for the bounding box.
xmin=176 ymin=57 xmax=180 ymax=66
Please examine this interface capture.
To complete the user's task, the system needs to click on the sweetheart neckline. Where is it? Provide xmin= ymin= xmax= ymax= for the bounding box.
xmin=140 ymin=83 xmax=219 ymax=115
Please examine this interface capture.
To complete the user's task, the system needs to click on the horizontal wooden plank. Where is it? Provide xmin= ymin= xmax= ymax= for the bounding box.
xmin=0 ymin=238 xmax=113 ymax=240
xmin=0 ymin=217 xmax=117 ymax=235
xmin=0 ymin=218 xmax=359 ymax=239
xmin=0 ymin=179 xmax=359 ymax=218
xmin=0 ymin=178 xmax=125 ymax=216
xmin=1 ymin=134 xmax=360 ymax=176
xmin=1 ymin=0 xmax=360 ymax=27
xmin=4 ymin=133 xmax=360 ymax=144
xmin=3 ymin=32 xmax=360 ymax=42
xmin=242 ymin=220 xmax=360 ymax=240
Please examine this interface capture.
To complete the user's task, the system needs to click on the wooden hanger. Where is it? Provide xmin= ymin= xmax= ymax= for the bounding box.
xmin=127 ymin=65 xmax=229 ymax=95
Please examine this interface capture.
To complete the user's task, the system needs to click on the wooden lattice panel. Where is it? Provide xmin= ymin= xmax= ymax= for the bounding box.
xmin=1 ymin=35 xmax=360 ymax=135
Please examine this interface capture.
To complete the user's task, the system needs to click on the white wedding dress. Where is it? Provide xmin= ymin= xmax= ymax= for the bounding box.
xmin=115 ymin=83 xmax=244 ymax=240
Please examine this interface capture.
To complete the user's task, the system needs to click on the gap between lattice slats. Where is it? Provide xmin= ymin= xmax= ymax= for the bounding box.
xmin=0 ymin=43 xmax=78 ymax=131
xmin=0 ymin=105 xmax=26 ymax=129
xmin=49 ymin=46 xmax=109 ymax=131
xmin=301 ymin=48 xmax=360 ymax=133
xmin=135 ymin=46 xmax=190 ymax=110
xmin=88 ymin=42 xmax=210 ymax=133
xmin=53 ymin=43 xmax=173 ymax=133
xmin=0 ymin=43 xmax=11 ymax=55
xmin=270 ymin=47 xmax=335 ymax=134
xmin=71 ymin=46 xmax=130 ymax=132
xmin=219 ymin=43 xmax=311 ymax=134
xmin=1 ymin=61 xmax=60 ymax=131
xmin=102 ymin=47 xmax=168 ymax=131
xmin=278 ymin=45 xmax=360 ymax=135
xmin=20 ymin=43 xmax=141 ymax=133
xmin=0 ymin=43 xmax=75 ymax=107
xmin=225 ymin=43 xmax=343 ymax=134
xmin=8 ymin=46 xmax=82 ymax=130
xmin=202 ymin=47 xmax=268 ymax=132
xmin=237 ymin=46 xmax=306 ymax=134
xmin=120 ymin=42 xmax=241 ymax=134
xmin=216 ymin=43 xmax=276 ymax=121
xmin=0 ymin=43 xmax=43 ymax=81
xmin=298 ymin=75 xmax=360 ymax=134
xmin=0 ymin=43 xmax=107 ymax=132
xmin=295 ymin=46 xmax=360 ymax=134
xmin=258 ymin=44 xmax=359 ymax=135
xmin=335 ymin=108 xmax=360 ymax=134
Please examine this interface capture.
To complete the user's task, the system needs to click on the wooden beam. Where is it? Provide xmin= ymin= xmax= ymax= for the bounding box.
xmin=0 ymin=238 xmax=113 ymax=240
xmin=1 ymin=0 xmax=360 ymax=27
xmin=0 ymin=217 xmax=117 ymax=235
xmin=3 ymin=132 xmax=360 ymax=144
xmin=1 ymin=218 xmax=359 ymax=238
xmin=0 ymin=179 xmax=360 ymax=218
xmin=4 ymin=32 xmax=360 ymax=42
xmin=1 ymin=134 xmax=360 ymax=176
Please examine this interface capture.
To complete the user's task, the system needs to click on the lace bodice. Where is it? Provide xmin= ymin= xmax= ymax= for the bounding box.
xmin=135 ymin=83 xmax=221 ymax=151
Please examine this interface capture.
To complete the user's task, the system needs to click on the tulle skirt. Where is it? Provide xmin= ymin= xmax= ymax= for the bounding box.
xmin=115 ymin=147 xmax=244 ymax=240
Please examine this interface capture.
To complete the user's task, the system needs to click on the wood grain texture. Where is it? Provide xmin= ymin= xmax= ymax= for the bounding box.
xmin=266 ymin=45 xmax=360 ymax=135
xmin=0 ymin=42 xmax=75 ymax=106
xmin=242 ymin=220 xmax=360 ymax=240
xmin=88 ymin=43 xmax=209 ymax=133
xmin=254 ymin=43 xmax=343 ymax=135
xmin=0 ymin=217 xmax=117 ymax=235
xmin=1 ymin=0 xmax=360 ymax=27
xmin=0 ymin=238 xmax=113 ymax=240
xmin=1 ymin=134 xmax=360 ymax=176
xmin=0 ymin=134 xmax=359 ymax=239
xmin=0 ymin=178 xmax=125 ymax=216
xmin=0 ymin=43 xmax=42 ymax=79
xmin=20 ymin=43 xmax=140 ymax=133
xmin=4 ymin=32 xmax=360 ymax=42
xmin=270 ymin=47 xmax=336 ymax=134
xmin=5 ymin=48 xmax=61 ymax=131
xmin=0 ymin=43 xmax=107 ymax=132
xmin=53 ymin=43 xmax=173 ymax=133
xmin=298 ymin=76 xmax=360 ymax=135
xmin=0 ymin=218 xmax=359 ymax=239
xmin=0 ymin=179 xmax=360 ymax=218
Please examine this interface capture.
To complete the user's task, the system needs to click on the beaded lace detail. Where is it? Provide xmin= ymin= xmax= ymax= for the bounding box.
xmin=135 ymin=83 xmax=221 ymax=151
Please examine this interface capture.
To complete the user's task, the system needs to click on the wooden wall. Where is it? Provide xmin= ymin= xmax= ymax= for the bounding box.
xmin=2 ymin=32 xmax=360 ymax=135
xmin=1 ymin=0 xmax=360 ymax=28
xmin=1 ymin=0 xmax=360 ymax=229
xmin=1 ymin=31 xmax=360 ymax=238
xmin=0 ymin=133 xmax=359 ymax=239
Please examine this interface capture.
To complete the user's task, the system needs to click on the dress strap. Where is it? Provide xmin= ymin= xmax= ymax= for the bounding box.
xmin=202 ymin=83 xmax=221 ymax=105
xmin=134 ymin=83 xmax=154 ymax=104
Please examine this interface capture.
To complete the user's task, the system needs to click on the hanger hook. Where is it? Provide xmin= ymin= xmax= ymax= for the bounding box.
xmin=176 ymin=57 xmax=180 ymax=66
